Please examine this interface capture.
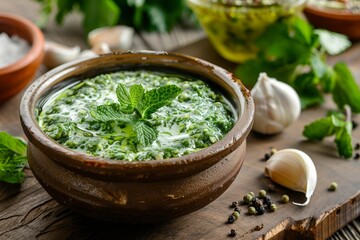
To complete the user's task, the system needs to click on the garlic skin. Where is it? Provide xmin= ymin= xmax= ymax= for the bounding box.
xmin=264 ymin=149 xmax=317 ymax=206
xmin=251 ymin=73 xmax=301 ymax=134
xmin=43 ymin=41 xmax=80 ymax=69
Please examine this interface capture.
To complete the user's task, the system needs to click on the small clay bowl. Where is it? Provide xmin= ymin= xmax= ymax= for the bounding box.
xmin=304 ymin=3 xmax=360 ymax=40
xmin=20 ymin=51 xmax=254 ymax=223
xmin=0 ymin=13 xmax=45 ymax=102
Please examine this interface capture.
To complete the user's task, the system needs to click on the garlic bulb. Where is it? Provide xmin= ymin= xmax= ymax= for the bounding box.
xmin=251 ymin=73 xmax=301 ymax=134
xmin=264 ymin=149 xmax=317 ymax=206
xmin=88 ymin=25 xmax=134 ymax=51
xmin=43 ymin=41 xmax=80 ymax=69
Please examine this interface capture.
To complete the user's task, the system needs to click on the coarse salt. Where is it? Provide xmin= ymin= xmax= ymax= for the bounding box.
xmin=0 ymin=32 xmax=30 ymax=68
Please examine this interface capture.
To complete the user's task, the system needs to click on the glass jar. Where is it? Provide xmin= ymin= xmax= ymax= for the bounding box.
xmin=187 ymin=0 xmax=306 ymax=63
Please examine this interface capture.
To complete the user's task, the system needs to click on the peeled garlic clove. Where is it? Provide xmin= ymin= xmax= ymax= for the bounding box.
xmin=265 ymin=149 xmax=317 ymax=206
xmin=91 ymin=42 xmax=111 ymax=55
xmin=88 ymin=25 xmax=134 ymax=51
xmin=251 ymin=73 xmax=301 ymax=134
xmin=43 ymin=41 xmax=80 ymax=69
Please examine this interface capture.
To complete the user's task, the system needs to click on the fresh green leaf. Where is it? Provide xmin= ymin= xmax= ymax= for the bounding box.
xmin=116 ymin=83 xmax=134 ymax=113
xmin=0 ymin=132 xmax=27 ymax=184
xmin=310 ymin=53 xmax=327 ymax=79
xmin=290 ymin=17 xmax=313 ymax=45
xmin=0 ymin=132 xmax=27 ymax=156
xmin=303 ymin=112 xmax=354 ymax=159
xmin=320 ymin=67 xmax=336 ymax=93
xmin=55 ymin=0 xmax=75 ymax=24
xmin=137 ymin=85 xmax=182 ymax=119
xmin=303 ymin=116 xmax=335 ymax=141
xmin=332 ymin=63 xmax=360 ymax=113
xmin=334 ymin=123 xmax=353 ymax=158
xmin=315 ymin=29 xmax=351 ymax=55
xmin=82 ymin=0 xmax=120 ymax=34
xmin=293 ymin=73 xmax=324 ymax=109
xmin=129 ymin=84 xmax=144 ymax=108
xmin=90 ymin=103 xmax=135 ymax=123
xmin=133 ymin=121 xmax=157 ymax=146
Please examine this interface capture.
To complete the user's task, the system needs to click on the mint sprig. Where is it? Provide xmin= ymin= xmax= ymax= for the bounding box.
xmin=303 ymin=107 xmax=353 ymax=158
xmin=235 ymin=16 xmax=358 ymax=111
xmin=0 ymin=131 xmax=28 ymax=184
xmin=90 ymin=83 xmax=182 ymax=146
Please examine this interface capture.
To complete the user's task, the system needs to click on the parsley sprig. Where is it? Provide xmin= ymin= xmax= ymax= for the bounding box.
xmin=90 ymin=83 xmax=182 ymax=146
xmin=0 ymin=131 xmax=27 ymax=184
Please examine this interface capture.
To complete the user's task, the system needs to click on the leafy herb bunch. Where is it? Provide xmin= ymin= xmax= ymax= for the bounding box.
xmin=0 ymin=132 xmax=27 ymax=184
xmin=235 ymin=16 xmax=360 ymax=158
xmin=90 ymin=83 xmax=182 ymax=146
xmin=35 ymin=0 xmax=193 ymax=34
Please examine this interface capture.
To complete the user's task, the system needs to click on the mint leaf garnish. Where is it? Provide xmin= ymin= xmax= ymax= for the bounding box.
xmin=133 ymin=121 xmax=158 ymax=147
xmin=0 ymin=131 xmax=27 ymax=184
xmin=90 ymin=103 xmax=135 ymax=123
xmin=137 ymin=85 xmax=182 ymax=119
xmin=116 ymin=83 xmax=134 ymax=113
xmin=91 ymin=84 xmax=182 ymax=147
xmin=303 ymin=108 xmax=354 ymax=158
xmin=129 ymin=84 xmax=144 ymax=108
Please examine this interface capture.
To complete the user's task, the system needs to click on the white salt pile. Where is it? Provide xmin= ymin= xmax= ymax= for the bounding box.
xmin=0 ymin=32 xmax=30 ymax=68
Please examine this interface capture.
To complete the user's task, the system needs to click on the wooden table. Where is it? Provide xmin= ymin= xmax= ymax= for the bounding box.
xmin=1 ymin=1 xmax=360 ymax=239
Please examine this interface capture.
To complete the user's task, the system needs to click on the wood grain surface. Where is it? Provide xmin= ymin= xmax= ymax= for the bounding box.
xmin=1 ymin=0 xmax=360 ymax=239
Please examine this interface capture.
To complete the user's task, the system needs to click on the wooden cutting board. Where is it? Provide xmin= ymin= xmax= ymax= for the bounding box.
xmin=0 ymin=39 xmax=359 ymax=240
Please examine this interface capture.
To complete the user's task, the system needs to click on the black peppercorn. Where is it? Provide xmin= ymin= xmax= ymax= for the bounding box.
xmin=234 ymin=207 xmax=241 ymax=213
xmin=252 ymin=198 xmax=263 ymax=209
xmin=352 ymin=120 xmax=358 ymax=130
xmin=227 ymin=215 xmax=236 ymax=224
xmin=229 ymin=229 xmax=237 ymax=237
xmin=230 ymin=201 xmax=237 ymax=208
xmin=354 ymin=153 xmax=360 ymax=160
xmin=257 ymin=206 xmax=266 ymax=215
xmin=267 ymin=184 xmax=276 ymax=193
xmin=264 ymin=153 xmax=271 ymax=160
xmin=355 ymin=143 xmax=360 ymax=150
xmin=263 ymin=196 xmax=272 ymax=205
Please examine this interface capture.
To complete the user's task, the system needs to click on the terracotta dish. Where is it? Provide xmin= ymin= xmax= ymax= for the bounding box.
xmin=0 ymin=13 xmax=45 ymax=102
xmin=20 ymin=51 xmax=254 ymax=222
xmin=304 ymin=3 xmax=360 ymax=39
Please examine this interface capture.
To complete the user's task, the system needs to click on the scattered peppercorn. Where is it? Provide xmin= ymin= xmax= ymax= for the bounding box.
xmin=232 ymin=211 xmax=240 ymax=219
xmin=234 ymin=207 xmax=241 ymax=213
xmin=263 ymin=196 xmax=272 ymax=206
xmin=230 ymin=201 xmax=238 ymax=208
xmin=270 ymin=203 xmax=277 ymax=212
xmin=227 ymin=215 xmax=236 ymax=224
xmin=267 ymin=184 xmax=276 ymax=193
xmin=281 ymin=195 xmax=290 ymax=203
xmin=252 ymin=198 xmax=263 ymax=209
xmin=243 ymin=193 xmax=253 ymax=204
xmin=259 ymin=190 xmax=267 ymax=198
xmin=257 ymin=206 xmax=266 ymax=215
xmin=229 ymin=229 xmax=237 ymax=237
xmin=352 ymin=120 xmax=358 ymax=130
xmin=355 ymin=143 xmax=360 ymax=150
xmin=354 ymin=153 xmax=360 ymax=160
xmin=329 ymin=182 xmax=338 ymax=191
xmin=248 ymin=206 xmax=257 ymax=215
xmin=264 ymin=153 xmax=271 ymax=161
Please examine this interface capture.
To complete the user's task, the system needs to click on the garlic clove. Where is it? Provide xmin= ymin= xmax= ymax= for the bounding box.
xmin=88 ymin=25 xmax=134 ymax=51
xmin=91 ymin=42 xmax=112 ymax=55
xmin=265 ymin=149 xmax=317 ymax=206
xmin=251 ymin=73 xmax=301 ymax=134
xmin=43 ymin=41 xmax=80 ymax=69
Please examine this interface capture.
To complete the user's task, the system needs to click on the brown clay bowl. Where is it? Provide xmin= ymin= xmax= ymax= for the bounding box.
xmin=304 ymin=3 xmax=360 ymax=40
xmin=20 ymin=51 xmax=254 ymax=223
xmin=0 ymin=13 xmax=45 ymax=102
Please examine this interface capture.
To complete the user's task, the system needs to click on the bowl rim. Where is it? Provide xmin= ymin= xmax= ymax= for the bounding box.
xmin=20 ymin=51 xmax=254 ymax=179
xmin=187 ymin=0 xmax=306 ymax=8
xmin=0 ymin=13 xmax=44 ymax=74
xmin=304 ymin=3 xmax=360 ymax=20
